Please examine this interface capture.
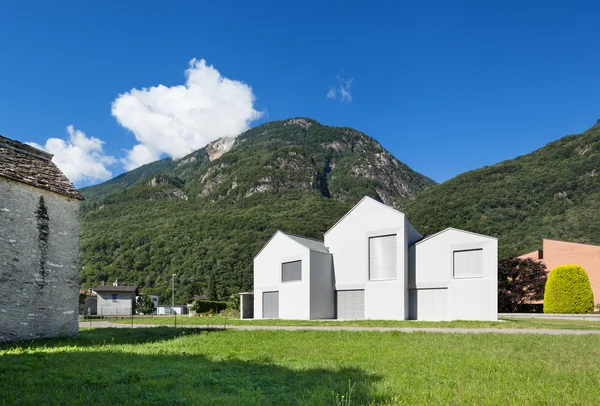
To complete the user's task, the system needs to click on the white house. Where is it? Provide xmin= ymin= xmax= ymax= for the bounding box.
xmin=251 ymin=196 xmax=498 ymax=321
xmin=253 ymin=231 xmax=334 ymax=320
xmin=93 ymin=282 xmax=137 ymax=316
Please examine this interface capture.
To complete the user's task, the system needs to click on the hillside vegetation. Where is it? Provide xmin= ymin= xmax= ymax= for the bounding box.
xmin=406 ymin=120 xmax=600 ymax=258
xmin=79 ymin=118 xmax=434 ymax=302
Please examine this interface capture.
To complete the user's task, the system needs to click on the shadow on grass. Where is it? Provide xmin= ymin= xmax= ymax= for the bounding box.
xmin=0 ymin=327 xmax=217 ymax=349
xmin=0 ymin=328 xmax=385 ymax=405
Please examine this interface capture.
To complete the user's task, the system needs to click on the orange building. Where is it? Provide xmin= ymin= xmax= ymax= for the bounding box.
xmin=519 ymin=239 xmax=600 ymax=305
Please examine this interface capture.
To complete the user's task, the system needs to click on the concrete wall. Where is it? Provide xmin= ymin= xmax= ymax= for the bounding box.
xmin=409 ymin=229 xmax=497 ymax=321
xmin=97 ymin=291 xmax=135 ymax=316
xmin=520 ymin=239 xmax=600 ymax=304
xmin=325 ymin=197 xmax=408 ymax=320
xmin=254 ymin=232 xmax=310 ymax=319
xmin=0 ymin=178 xmax=79 ymax=342
xmin=309 ymin=251 xmax=334 ymax=319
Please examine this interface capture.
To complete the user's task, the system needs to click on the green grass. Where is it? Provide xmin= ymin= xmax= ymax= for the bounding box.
xmin=2 ymin=328 xmax=600 ymax=405
xmin=103 ymin=314 xmax=600 ymax=330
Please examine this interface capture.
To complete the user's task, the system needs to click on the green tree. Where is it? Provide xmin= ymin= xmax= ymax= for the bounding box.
xmin=544 ymin=264 xmax=594 ymax=314
xmin=498 ymin=257 xmax=547 ymax=312
xmin=136 ymin=294 xmax=155 ymax=315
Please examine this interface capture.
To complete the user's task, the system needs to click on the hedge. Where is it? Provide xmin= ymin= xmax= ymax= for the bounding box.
xmin=543 ymin=264 xmax=594 ymax=314
xmin=190 ymin=300 xmax=228 ymax=314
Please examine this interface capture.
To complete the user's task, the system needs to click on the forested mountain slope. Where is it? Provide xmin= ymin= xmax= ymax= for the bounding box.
xmin=406 ymin=120 xmax=600 ymax=259
xmin=79 ymin=118 xmax=435 ymax=302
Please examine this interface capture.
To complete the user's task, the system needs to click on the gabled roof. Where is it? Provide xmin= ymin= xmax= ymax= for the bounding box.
xmin=0 ymin=135 xmax=83 ymax=200
xmin=254 ymin=230 xmax=329 ymax=259
xmin=324 ymin=196 xmax=406 ymax=237
xmin=411 ymin=227 xmax=497 ymax=247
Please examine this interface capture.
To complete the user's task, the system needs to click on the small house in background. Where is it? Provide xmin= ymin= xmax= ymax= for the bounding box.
xmin=157 ymin=305 xmax=188 ymax=315
xmin=0 ymin=136 xmax=83 ymax=342
xmin=149 ymin=295 xmax=159 ymax=309
xmin=93 ymin=280 xmax=137 ymax=316
xmin=79 ymin=289 xmax=97 ymax=315
xmin=250 ymin=197 xmax=498 ymax=321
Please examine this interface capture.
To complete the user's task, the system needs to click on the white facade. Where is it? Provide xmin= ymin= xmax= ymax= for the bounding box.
xmin=324 ymin=197 xmax=422 ymax=320
xmin=253 ymin=231 xmax=334 ymax=320
xmin=251 ymin=196 xmax=498 ymax=321
xmin=157 ymin=305 xmax=188 ymax=315
xmin=408 ymin=228 xmax=498 ymax=321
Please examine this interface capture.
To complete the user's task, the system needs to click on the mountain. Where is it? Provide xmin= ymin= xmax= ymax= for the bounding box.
xmin=79 ymin=118 xmax=435 ymax=302
xmin=406 ymin=120 xmax=600 ymax=259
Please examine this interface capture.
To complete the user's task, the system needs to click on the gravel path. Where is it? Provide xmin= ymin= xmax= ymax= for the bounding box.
xmin=79 ymin=321 xmax=600 ymax=335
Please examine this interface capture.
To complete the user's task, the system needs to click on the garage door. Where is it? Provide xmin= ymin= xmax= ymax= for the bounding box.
xmin=263 ymin=291 xmax=279 ymax=319
xmin=408 ymin=288 xmax=448 ymax=321
xmin=336 ymin=290 xmax=365 ymax=320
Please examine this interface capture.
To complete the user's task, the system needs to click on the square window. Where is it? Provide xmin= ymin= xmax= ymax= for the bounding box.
xmin=112 ymin=294 xmax=118 ymax=302
xmin=282 ymin=260 xmax=301 ymax=282
xmin=453 ymin=249 xmax=483 ymax=278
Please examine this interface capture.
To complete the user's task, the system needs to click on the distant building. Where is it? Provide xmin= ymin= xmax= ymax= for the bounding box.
xmin=0 ymin=135 xmax=83 ymax=342
xmin=519 ymin=239 xmax=600 ymax=303
xmin=93 ymin=281 xmax=137 ymax=316
xmin=79 ymin=289 xmax=98 ymax=315
xmin=157 ymin=305 xmax=188 ymax=315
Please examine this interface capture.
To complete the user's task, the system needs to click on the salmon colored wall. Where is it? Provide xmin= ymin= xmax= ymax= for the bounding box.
xmin=519 ymin=239 xmax=600 ymax=305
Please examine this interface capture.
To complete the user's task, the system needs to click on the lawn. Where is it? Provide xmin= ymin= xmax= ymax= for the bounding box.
xmin=103 ymin=314 xmax=600 ymax=330
xmin=2 ymin=328 xmax=600 ymax=405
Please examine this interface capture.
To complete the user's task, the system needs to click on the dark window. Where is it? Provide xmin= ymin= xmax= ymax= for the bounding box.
xmin=282 ymin=260 xmax=302 ymax=282
xmin=112 ymin=294 xmax=118 ymax=302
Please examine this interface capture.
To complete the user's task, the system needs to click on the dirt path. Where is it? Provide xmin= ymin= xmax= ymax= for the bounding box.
xmin=79 ymin=321 xmax=600 ymax=335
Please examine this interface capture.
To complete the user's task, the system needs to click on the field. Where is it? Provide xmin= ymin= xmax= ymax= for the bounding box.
xmin=2 ymin=328 xmax=600 ymax=405
xmin=103 ymin=314 xmax=600 ymax=330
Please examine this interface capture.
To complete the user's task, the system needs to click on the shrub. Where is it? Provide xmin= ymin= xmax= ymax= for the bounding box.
xmin=190 ymin=300 xmax=228 ymax=314
xmin=498 ymin=257 xmax=547 ymax=312
xmin=543 ymin=265 xmax=594 ymax=314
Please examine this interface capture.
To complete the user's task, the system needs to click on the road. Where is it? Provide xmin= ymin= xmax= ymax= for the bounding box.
xmin=79 ymin=321 xmax=600 ymax=335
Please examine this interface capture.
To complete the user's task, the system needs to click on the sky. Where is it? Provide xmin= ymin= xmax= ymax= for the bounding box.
xmin=1 ymin=1 xmax=600 ymax=186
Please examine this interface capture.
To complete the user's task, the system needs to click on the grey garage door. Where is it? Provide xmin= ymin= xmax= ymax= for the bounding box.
xmin=263 ymin=291 xmax=279 ymax=319
xmin=336 ymin=290 xmax=365 ymax=320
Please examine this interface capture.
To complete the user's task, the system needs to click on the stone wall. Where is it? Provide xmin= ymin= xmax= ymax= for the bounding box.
xmin=0 ymin=177 xmax=80 ymax=342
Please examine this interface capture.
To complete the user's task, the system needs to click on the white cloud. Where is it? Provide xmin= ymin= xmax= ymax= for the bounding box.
xmin=112 ymin=58 xmax=263 ymax=170
xmin=27 ymin=126 xmax=116 ymax=185
xmin=327 ymin=75 xmax=353 ymax=103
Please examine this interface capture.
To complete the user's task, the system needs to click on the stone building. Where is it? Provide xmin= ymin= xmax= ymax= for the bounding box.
xmin=0 ymin=136 xmax=83 ymax=342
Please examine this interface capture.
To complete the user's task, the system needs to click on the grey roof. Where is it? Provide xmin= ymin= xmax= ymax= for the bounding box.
xmin=253 ymin=230 xmax=329 ymax=259
xmin=411 ymin=227 xmax=497 ymax=246
xmin=285 ymin=233 xmax=329 ymax=253
xmin=0 ymin=135 xmax=83 ymax=200
xmin=93 ymin=285 xmax=137 ymax=292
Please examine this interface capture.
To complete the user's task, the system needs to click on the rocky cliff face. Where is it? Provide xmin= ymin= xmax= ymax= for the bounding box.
xmin=162 ymin=117 xmax=436 ymax=208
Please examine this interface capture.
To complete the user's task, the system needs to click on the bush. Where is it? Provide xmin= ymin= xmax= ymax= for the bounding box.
xmin=498 ymin=257 xmax=547 ymax=312
xmin=543 ymin=265 xmax=594 ymax=314
xmin=190 ymin=300 xmax=228 ymax=314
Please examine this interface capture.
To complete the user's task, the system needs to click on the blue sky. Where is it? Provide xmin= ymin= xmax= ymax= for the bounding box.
xmin=1 ymin=1 xmax=600 ymax=186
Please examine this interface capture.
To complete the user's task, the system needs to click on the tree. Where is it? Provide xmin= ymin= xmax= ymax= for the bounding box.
xmin=136 ymin=294 xmax=155 ymax=315
xmin=544 ymin=264 xmax=594 ymax=314
xmin=498 ymin=257 xmax=547 ymax=312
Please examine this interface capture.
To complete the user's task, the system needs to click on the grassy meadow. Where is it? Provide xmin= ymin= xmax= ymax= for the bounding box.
xmin=103 ymin=314 xmax=600 ymax=330
xmin=2 ymin=328 xmax=600 ymax=405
